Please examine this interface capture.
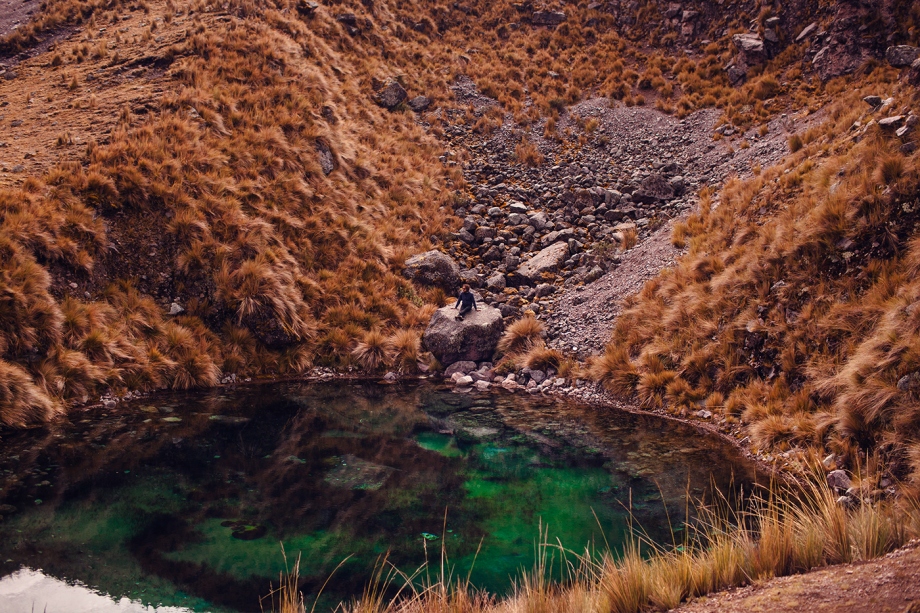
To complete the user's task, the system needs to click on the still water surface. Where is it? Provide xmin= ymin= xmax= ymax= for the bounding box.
xmin=0 ymin=382 xmax=760 ymax=612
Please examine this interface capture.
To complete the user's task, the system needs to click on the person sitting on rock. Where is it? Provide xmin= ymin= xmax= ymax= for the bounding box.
xmin=454 ymin=284 xmax=477 ymax=321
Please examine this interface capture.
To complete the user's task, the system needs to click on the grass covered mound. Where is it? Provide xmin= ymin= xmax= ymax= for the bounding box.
xmin=591 ymin=73 xmax=920 ymax=487
xmin=0 ymin=0 xmax=458 ymax=423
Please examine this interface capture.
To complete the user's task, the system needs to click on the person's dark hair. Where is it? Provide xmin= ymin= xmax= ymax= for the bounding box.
xmin=462 ymin=284 xmax=470 ymax=291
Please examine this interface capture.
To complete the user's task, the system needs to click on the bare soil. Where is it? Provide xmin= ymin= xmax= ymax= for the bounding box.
xmin=675 ymin=540 xmax=920 ymax=613
xmin=0 ymin=6 xmax=181 ymax=190
xmin=547 ymin=215 xmax=684 ymax=357
xmin=0 ymin=0 xmax=40 ymax=39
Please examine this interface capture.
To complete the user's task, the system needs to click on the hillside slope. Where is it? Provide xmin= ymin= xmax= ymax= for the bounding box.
xmin=1 ymin=0 xmax=919 ymax=486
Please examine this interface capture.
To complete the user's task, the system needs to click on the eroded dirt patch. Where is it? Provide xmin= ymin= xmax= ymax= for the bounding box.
xmin=676 ymin=540 xmax=920 ymax=613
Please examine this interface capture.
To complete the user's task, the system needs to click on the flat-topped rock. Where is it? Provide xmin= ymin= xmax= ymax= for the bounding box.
xmin=422 ymin=304 xmax=504 ymax=365
xmin=516 ymin=242 xmax=569 ymax=283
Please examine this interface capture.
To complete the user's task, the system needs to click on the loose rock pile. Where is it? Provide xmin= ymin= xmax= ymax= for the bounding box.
xmin=422 ymin=77 xmax=809 ymax=353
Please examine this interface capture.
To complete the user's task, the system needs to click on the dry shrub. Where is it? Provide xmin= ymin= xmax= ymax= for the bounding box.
xmin=352 ymin=329 xmax=393 ymax=372
xmin=590 ymin=345 xmax=638 ymax=395
xmin=387 ymin=329 xmax=420 ymax=373
xmin=0 ymin=360 xmax=59 ymax=426
xmin=497 ymin=315 xmax=544 ymax=356
xmin=620 ymin=226 xmax=639 ymax=250
xmin=515 ymin=139 xmax=545 ymax=167
xmin=521 ymin=344 xmax=563 ymax=372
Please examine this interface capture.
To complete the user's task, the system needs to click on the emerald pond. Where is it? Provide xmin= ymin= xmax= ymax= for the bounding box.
xmin=0 ymin=382 xmax=761 ymax=612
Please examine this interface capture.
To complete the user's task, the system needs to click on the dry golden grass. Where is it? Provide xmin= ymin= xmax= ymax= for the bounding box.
xmin=514 ymin=139 xmax=544 ymax=167
xmin=592 ymin=75 xmax=920 ymax=484
xmin=0 ymin=0 xmax=469 ymax=419
xmin=520 ymin=344 xmax=563 ymax=372
xmin=496 ymin=315 xmax=544 ymax=357
xmin=1 ymin=0 xmax=918 ymax=433
xmin=270 ymin=472 xmax=920 ymax=613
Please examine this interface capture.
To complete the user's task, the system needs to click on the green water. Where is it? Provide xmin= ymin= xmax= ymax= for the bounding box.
xmin=0 ymin=382 xmax=760 ymax=612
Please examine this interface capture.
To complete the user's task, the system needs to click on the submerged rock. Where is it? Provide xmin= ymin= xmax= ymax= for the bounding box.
xmin=222 ymin=521 xmax=268 ymax=540
xmin=325 ymin=454 xmax=395 ymax=490
xmin=422 ymin=304 xmax=504 ymax=365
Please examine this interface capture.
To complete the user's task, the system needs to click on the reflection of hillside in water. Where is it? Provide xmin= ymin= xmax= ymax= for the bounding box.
xmin=0 ymin=383 xmax=763 ymax=613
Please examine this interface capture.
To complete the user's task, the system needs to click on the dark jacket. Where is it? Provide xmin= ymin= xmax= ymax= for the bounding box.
xmin=455 ymin=291 xmax=477 ymax=310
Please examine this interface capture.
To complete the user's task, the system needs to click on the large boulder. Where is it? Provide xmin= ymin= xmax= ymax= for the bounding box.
xmin=374 ymin=80 xmax=408 ymax=110
xmin=515 ymin=242 xmax=569 ymax=283
xmin=403 ymin=250 xmax=460 ymax=291
xmin=632 ymin=173 xmax=675 ymax=204
xmin=726 ymin=33 xmax=766 ymax=84
xmin=422 ymin=305 xmax=504 ymax=365
xmin=886 ymin=45 xmax=920 ymax=68
xmin=532 ymin=10 xmax=566 ymax=26
xmin=732 ymin=33 xmax=766 ymax=65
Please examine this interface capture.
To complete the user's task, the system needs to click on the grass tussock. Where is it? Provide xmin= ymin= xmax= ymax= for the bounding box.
xmin=497 ymin=315 xmax=544 ymax=357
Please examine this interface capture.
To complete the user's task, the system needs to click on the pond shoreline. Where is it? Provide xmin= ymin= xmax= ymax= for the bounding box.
xmin=67 ymin=368 xmax=787 ymax=488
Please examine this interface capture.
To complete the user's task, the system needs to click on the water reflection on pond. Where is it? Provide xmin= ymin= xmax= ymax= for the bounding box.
xmin=0 ymin=382 xmax=761 ymax=612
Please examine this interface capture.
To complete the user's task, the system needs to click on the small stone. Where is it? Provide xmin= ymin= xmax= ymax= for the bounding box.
xmin=168 ymin=302 xmax=184 ymax=315
xmin=836 ymin=495 xmax=855 ymax=508
xmin=486 ymin=273 xmax=506 ymax=291
xmin=408 ymin=96 xmax=431 ymax=112
xmin=795 ymin=22 xmax=817 ymax=43
xmin=878 ymin=115 xmax=906 ymax=129
xmin=296 ymin=0 xmax=319 ymax=16
xmin=473 ymin=380 xmax=490 ymax=391
xmin=445 ymin=361 xmax=478 ymax=378
xmin=531 ymin=10 xmax=566 ymax=26
xmin=863 ymin=95 xmax=882 ymax=108
xmin=455 ymin=375 xmax=474 ymax=386
xmin=827 ymin=469 xmax=852 ymax=491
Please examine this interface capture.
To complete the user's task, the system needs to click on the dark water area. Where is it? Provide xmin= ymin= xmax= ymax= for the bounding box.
xmin=0 ymin=382 xmax=762 ymax=612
